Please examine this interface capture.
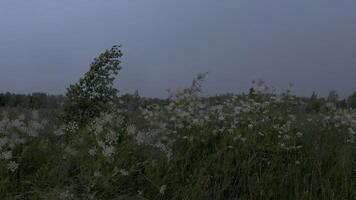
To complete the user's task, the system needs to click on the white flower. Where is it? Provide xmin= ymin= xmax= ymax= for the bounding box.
xmin=7 ymin=161 xmax=18 ymax=172
xmin=58 ymin=190 xmax=73 ymax=200
xmin=127 ymin=125 xmax=137 ymax=135
xmin=88 ymin=148 xmax=97 ymax=156
xmin=167 ymin=150 xmax=173 ymax=160
xmin=119 ymin=169 xmax=129 ymax=176
xmin=54 ymin=128 xmax=65 ymax=136
xmin=32 ymin=110 xmax=39 ymax=120
xmin=170 ymin=116 xmax=177 ymax=121
xmin=218 ymin=116 xmax=225 ymax=121
xmin=27 ymin=129 xmax=39 ymax=137
xmin=64 ymin=146 xmax=77 ymax=156
xmin=65 ymin=121 xmax=79 ymax=133
xmin=102 ymin=145 xmax=115 ymax=158
xmin=18 ymin=114 xmax=25 ymax=121
xmin=0 ymin=137 xmax=9 ymax=148
xmin=296 ymin=132 xmax=303 ymax=138
xmin=1 ymin=151 xmax=12 ymax=160
xmin=11 ymin=119 xmax=25 ymax=131
xmin=30 ymin=120 xmax=43 ymax=131
xmin=159 ymin=185 xmax=167 ymax=195
xmin=257 ymin=132 xmax=264 ymax=136
xmin=94 ymin=171 xmax=102 ymax=177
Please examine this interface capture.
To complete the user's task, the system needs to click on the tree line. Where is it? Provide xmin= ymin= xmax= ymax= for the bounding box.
xmin=1 ymin=90 xmax=355 ymax=111
xmin=0 ymin=92 xmax=65 ymax=109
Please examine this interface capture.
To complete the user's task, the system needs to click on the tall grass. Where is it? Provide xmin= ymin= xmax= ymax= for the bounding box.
xmin=0 ymin=80 xmax=355 ymax=199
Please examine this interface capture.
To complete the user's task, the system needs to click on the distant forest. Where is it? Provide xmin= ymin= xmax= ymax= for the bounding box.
xmin=1 ymin=90 xmax=356 ymax=110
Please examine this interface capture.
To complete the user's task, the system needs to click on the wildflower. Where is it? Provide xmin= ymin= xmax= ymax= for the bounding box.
xmin=58 ymin=190 xmax=73 ymax=200
xmin=7 ymin=161 xmax=18 ymax=172
xmin=167 ymin=150 xmax=173 ymax=160
xmin=106 ymin=130 xmax=118 ymax=144
xmin=65 ymin=121 xmax=79 ymax=133
xmin=288 ymin=115 xmax=296 ymax=121
xmin=119 ymin=169 xmax=129 ymax=176
xmin=296 ymin=132 xmax=303 ymax=138
xmin=155 ymin=141 xmax=169 ymax=152
xmin=1 ymin=151 xmax=12 ymax=160
xmin=126 ymin=124 xmax=137 ymax=135
xmin=88 ymin=148 xmax=97 ymax=156
xmin=177 ymin=123 xmax=184 ymax=129
xmin=233 ymin=135 xmax=242 ymax=141
xmin=218 ymin=127 xmax=225 ymax=133
xmin=18 ymin=114 xmax=25 ymax=121
xmin=284 ymin=135 xmax=291 ymax=140
xmin=135 ymin=131 xmax=147 ymax=145
xmin=346 ymin=138 xmax=354 ymax=144
xmin=159 ymin=185 xmax=167 ymax=195
xmin=94 ymin=171 xmax=102 ymax=177
xmin=29 ymin=120 xmax=43 ymax=131
xmin=170 ymin=116 xmax=177 ymax=121
xmin=31 ymin=110 xmax=39 ymax=120
xmin=12 ymin=119 xmax=25 ymax=131
xmin=64 ymin=146 xmax=78 ymax=156
xmin=54 ymin=127 xmax=65 ymax=136
xmin=101 ymin=145 xmax=115 ymax=158
xmin=0 ymin=137 xmax=9 ymax=148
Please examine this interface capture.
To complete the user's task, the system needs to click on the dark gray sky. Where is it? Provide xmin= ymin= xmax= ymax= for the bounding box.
xmin=1 ymin=0 xmax=355 ymax=97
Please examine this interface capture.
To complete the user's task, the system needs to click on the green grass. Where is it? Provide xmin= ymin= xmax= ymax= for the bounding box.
xmin=0 ymin=91 xmax=355 ymax=199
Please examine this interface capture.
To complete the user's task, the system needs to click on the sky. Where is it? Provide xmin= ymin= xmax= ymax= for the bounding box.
xmin=0 ymin=0 xmax=355 ymax=98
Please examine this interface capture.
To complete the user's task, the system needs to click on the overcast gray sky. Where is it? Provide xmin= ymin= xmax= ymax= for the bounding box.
xmin=0 ymin=0 xmax=355 ymax=97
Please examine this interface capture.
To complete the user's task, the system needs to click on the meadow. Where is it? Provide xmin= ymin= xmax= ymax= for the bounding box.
xmin=0 ymin=46 xmax=355 ymax=199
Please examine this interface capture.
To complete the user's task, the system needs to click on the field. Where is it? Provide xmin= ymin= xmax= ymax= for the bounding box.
xmin=0 ymin=47 xmax=355 ymax=199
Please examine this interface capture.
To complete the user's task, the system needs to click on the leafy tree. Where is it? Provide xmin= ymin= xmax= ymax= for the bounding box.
xmin=305 ymin=92 xmax=323 ymax=112
xmin=347 ymin=91 xmax=356 ymax=108
xmin=327 ymin=90 xmax=339 ymax=103
xmin=62 ymin=45 xmax=123 ymax=126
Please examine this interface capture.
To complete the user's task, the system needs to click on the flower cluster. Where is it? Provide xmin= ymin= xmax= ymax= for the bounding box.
xmin=0 ymin=110 xmax=47 ymax=172
xmin=125 ymin=80 xmax=355 ymax=159
xmin=87 ymin=112 xmax=124 ymax=159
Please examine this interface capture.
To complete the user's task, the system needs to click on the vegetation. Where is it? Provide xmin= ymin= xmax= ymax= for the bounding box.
xmin=0 ymin=93 xmax=64 ymax=109
xmin=63 ymin=45 xmax=123 ymax=126
xmin=0 ymin=46 xmax=355 ymax=199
